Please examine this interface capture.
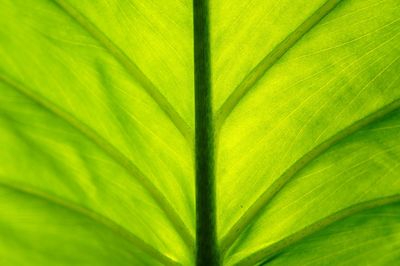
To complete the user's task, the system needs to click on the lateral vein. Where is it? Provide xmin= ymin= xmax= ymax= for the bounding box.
xmin=235 ymin=194 xmax=400 ymax=266
xmin=215 ymin=0 xmax=344 ymax=131
xmin=220 ymin=98 xmax=400 ymax=255
xmin=51 ymin=0 xmax=193 ymax=143
xmin=0 ymin=73 xmax=194 ymax=249
xmin=0 ymin=180 xmax=181 ymax=266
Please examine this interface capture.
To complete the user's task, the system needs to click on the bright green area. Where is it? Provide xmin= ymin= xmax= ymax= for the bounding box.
xmin=0 ymin=0 xmax=399 ymax=265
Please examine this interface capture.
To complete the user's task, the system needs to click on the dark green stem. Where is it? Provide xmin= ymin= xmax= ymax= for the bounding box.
xmin=193 ymin=0 xmax=219 ymax=265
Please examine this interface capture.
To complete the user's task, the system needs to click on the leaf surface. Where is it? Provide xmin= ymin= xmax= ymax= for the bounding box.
xmin=0 ymin=0 xmax=399 ymax=265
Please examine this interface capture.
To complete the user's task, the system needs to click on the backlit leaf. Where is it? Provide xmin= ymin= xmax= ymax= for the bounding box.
xmin=0 ymin=0 xmax=399 ymax=265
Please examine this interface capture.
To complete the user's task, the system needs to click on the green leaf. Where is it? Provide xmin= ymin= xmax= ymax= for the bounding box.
xmin=0 ymin=0 xmax=399 ymax=265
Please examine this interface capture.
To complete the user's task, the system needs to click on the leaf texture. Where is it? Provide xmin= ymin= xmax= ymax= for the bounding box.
xmin=0 ymin=0 xmax=399 ymax=265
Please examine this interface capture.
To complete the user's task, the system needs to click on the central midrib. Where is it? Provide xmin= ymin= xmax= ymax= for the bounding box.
xmin=193 ymin=0 xmax=219 ymax=265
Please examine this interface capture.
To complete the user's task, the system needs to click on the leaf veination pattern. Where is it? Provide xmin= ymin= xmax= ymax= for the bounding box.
xmin=0 ymin=0 xmax=399 ymax=265
xmin=0 ymin=179 xmax=180 ymax=266
xmin=52 ymin=0 xmax=193 ymax=143
xmin=0 ymin=73 xmax=193 ymax=256
xmin=215 ymin=0 xmax=344 ymax=131
xmin=220 ymin=98 xmax=400 ymax=255
xmin=236 ymin=194 xmax=400 ymax=266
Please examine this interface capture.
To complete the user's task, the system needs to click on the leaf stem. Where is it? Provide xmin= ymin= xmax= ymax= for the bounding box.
xmin=193 ymin=0 xmax=219 ymax=265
